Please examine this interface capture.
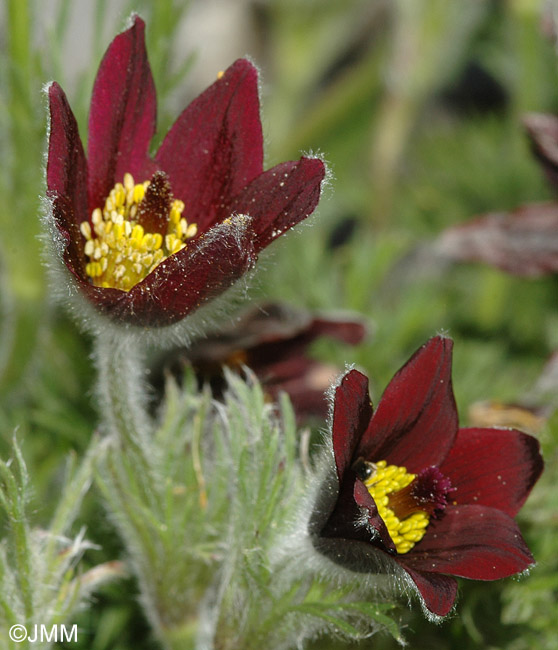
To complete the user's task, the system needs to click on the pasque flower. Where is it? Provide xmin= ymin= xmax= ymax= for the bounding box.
xmin=46 ymin=16 xmax=325 ymax=327
xmin=317 ymin=336 xmax=543 ymax=617
xmin=436 ymin=112 xmax=558 ymax=277
xmin=151 ymin=301 xmax=367 ymax=421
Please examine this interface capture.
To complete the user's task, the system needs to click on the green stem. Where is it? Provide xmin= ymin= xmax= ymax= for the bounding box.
xmin=94 ymin=333 xmax=153 ymax=464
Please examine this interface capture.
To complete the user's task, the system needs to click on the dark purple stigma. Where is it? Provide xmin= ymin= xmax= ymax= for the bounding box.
xmin=388 ymin=465 xmax=454 ymax=520
xmin=411 ymin=466 xmax=454 ymax=518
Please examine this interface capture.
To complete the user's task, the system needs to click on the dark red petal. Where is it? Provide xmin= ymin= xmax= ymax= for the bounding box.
xmin=227 ymin=157 xmax=326 ymax=252
xmin=523 ymin=112 xmax=558 ymax=190
xmin=332 ymin=370 xmax=373 ymax=481
xmin=87 ymin=15 xmax=157 ymax=211
xmin=95 ymin=216 xmax=256 ymax=326
xmin=46 ymin=82 xmax=88 ymax=277
xmin=265 ymin=361 xmax=334 ymax=420
xmin=155 ymin=58 xmax=263 ymax=234
xmin=436 ymin=202 xmax=558 ymax=277
xmin=401 ymin=505 xmax=534 ymax=580
xmin=441 ymin=427 xmax=543 ymax=517
xmin=306 ymin=314 xmax=367 ymax=346
xmin=358 ymin=336 xmax=458 ymax=473
xmin=398 ymin=566 xmax=458 ymax=617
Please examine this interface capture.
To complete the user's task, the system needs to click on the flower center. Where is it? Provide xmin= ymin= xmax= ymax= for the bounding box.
xmin=80 ymin=171 xmax=198 ymax=291
xmin=354 ymin=459 xmax=453 ymax=554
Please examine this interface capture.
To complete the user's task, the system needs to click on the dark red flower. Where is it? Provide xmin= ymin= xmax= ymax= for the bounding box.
xmin=317 ymin=336 xmax=543 ymax=617
xmin=46 ymin=16 xmax=325 ymax=327
xmin=436 ymin=112 xmax=558 ymax=277
xmin=151 ymin=301 xmax=367 ymax=421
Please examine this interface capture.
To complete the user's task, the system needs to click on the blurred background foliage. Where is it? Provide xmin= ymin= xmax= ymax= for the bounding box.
xmin=1 ymin=0 xmax=558 ymax=648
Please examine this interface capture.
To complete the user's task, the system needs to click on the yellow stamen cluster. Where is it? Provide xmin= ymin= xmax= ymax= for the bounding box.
xmin=80 ymin=172 xmax=198 ymax=291
xmin=364 ymin=460 xmax=429 ymax=555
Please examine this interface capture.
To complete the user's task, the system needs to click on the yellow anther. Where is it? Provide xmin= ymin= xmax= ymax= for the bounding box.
xmin=364 ymin=460 xmax=429 ymax=554
xmin=114 ymin=187 xmax=125 ymax=208
xmin=80 ymin=221 xmax=92 ymax=240
xmin=91 ymin=208 xmax=102 ymax=225
xmin=123 ymin=173 xmax=135 ymax=192
xmin=133 ymin=184 xmax=146 ymax=203
xmin=113 ymin=223 xmax=124 ymax=240
xmin=81 ymin=173 xmax=198 ymax=292
xmin=165 ymin=234 xmax=176 ymax=251
xmin=186 ymin=223 xmax=198 ymax=238
xmin=131 ymin=224 xmax=144 ymax=243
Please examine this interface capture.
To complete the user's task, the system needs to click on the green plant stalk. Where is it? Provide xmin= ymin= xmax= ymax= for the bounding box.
xmin=94 ymin=333 xmax=153 ymax=458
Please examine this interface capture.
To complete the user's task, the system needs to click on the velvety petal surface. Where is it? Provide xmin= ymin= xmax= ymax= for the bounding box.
xmin=400 ymin=566 xmax=458 ymax=617
xmin=227 ymin=157 xmax=326 ymax=252
xmin=47 ymin=82 xmax=88 ymax=278
xmin=90 ymin=216 xmax=256 ymax=326
xmin=400 ymin=505 xmax=534 ymax=580
xmin=358 ymin=337 xmax=458 ymax=473
xmin=332 ymin=370 xmax=373 ymax=481
xmin=436 ymin=203 xmax=558 ymax=276
xmin=155 ymin=58 xmax=263 ymax=233
xmin=440 ymin=427 xmax=543 ymax=517
xmin=88 ymin=15 xmax=157 ymax=211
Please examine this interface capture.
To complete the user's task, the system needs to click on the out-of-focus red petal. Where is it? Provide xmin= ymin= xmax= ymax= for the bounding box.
xmin=332 ymin=370 xmax=373 ymax=481
xmin=87 ymin=15 xmax=157 ymax=211
xmin=441 ymin=427 xmax=543 ymax=517
xmin=523 ymin=112 xmax=558 ymax=191
xmin=47 ymin=82 xmax=88 ymax=276
xmin=436 ymin=203 xmax=558 ymax=277
xmin=401 ymin=505 xmax=534 ymax=580
xmin=398 ymin=566 xmax=458 ymax=617
xmin=307 ymin=317 xmax=367 ymax=346
xmin=358 ymin=337 xmax=458 ymax=473
xmin=155 ymin=58 xmax=263 ymax=233
xmin=95 ymin=216 xmax=256 ymax=326
xmin=266 ymin=361 xmax=334 ymax=420
xmin=227 ymin=157 xmax=325 ymax=252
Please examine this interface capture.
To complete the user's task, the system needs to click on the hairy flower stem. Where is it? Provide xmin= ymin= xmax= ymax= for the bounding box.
xmin=94 ymin=333 xmax=153 ymax=466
